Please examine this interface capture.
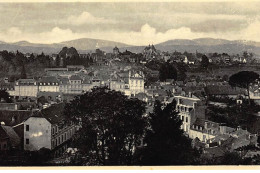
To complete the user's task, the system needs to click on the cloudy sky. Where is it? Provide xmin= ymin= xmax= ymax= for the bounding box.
xmin=0 ymin=1 xmax=260 ymax=45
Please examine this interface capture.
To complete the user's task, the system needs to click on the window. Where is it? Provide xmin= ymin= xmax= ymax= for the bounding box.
xmin=65 ymin=133 xmax=67 ymax=140
xmin=3 ymin=144 xmax=7 ymax=148
xmin=62 ymin=135 xmax=64 ymax=142
xmin=26 ymin=125 xmax=29 ymax=131
xmin=58 ymin=137 xmax=61 ymax=145
xmin=186 ymin=117 xmax=188 ymax=123
xmin=26 ymin=139 xmax=29 ymax=144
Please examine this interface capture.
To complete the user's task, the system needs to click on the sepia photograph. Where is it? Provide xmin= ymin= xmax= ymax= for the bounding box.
xmin=0 ymin=0 xmax=260 ymax=169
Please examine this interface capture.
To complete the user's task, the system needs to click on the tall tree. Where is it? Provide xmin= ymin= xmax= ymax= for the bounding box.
xmin=159 ymin=62 xmax=177 ymax=82
xmin=229 ymin=71 xmax=259 ymax=105
xmin=20 ymin=64 xmax=27 ymax=79
xmin=64 ymin=87 xmax=146 ymax=165
xmin=136 ymin=100 xmax=199 ymax=165
xmin=200 ymin=55 xmax=209 ymax=70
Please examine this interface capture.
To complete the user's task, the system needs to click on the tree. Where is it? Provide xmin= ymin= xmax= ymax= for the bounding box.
xmin=136 ymin=100 xmax=199 ymax=165
xmin=176 ymin=62 xmax=187 ymax=81
xmin=20 ymin=64 xmax=27 ymax=79
xmin=200 ymin=55 xmax=209 ymax=70
xmin=64 ymin=87 xmax=146 ymax=165
xmin=159 ymin=62 xmax=177 ymax=82
xmin=56 ymin=55 xmax=60 ymax=67
xmin=229 ymin=71 xmax=259 ymax=105
xmin=0 ymin=90 xmax=12 ymax=103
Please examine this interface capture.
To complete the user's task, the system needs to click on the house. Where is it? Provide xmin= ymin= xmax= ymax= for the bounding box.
xmin=204 ymin=85 xmax=247 ymax=99
xmin=249 ymin=85 xmax=260 ymax=104
xmin=0 ymin=82 xmax=15 ymax=96
xmin=143 ymin=45 xmax=158 ymax=59
xmin=39 ymin=76 xmax=60 ymax=93
xmin=174 ymin=91 xmax=206 ymax=133
xmin=113 ymin=46 xmax=120 ymax=57
xmin=59 ymin=75 xmax=83 ymax=94
xmin=14 ymin=79 xmax=38 ymax=99
xmin=0 ymin=124 xmax=21 ymax=151
xmin=110 ymin=70 xmax=145 ymax=96
xmin=0 ymin=103 xmax=18 ymax=111
xmin=23 ymin=103 xmax=78 ymax=156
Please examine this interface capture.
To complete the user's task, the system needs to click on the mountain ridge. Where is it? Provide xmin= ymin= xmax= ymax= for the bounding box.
xmin=1 ymin=38 xmax=260 ymax=55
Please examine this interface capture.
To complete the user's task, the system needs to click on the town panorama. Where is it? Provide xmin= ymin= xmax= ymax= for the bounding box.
xmin=1 ymin=1 xmax=260 ymax=166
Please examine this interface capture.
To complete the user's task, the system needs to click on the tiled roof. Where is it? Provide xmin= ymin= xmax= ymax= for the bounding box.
xmin=40 ymin=103 xmax=66 ymax=124
xmin=39 ymin=76 xmax=59 ymax=83
xmin=205 ymin=85 xmax=247 ymax=96
xmin=70 ymin=75 xmax=82 ymax=81
xmin=0 ymin=110 xmax=32 ymax=126
xmin=0 ymin=125 xmax=20 ymax=147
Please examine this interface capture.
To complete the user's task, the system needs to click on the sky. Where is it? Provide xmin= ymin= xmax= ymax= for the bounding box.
xmin=0 ymin=1 xmax=260 ymax=45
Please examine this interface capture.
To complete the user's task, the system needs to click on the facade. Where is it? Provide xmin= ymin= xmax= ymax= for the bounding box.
xmin=23 ymin=104 xmax=77 ymax=153
xmin=109 ymin=70 xmax=145 ymax=96
xmin=14 ymin=79 xmax=38 ymax=98
xmin=174 ymin=92 xmax=204 ymax=133
xmin=129 ymin=70 xmax=145 ymax=95
xmin=39 ymin=76 xmax=60 ymax=92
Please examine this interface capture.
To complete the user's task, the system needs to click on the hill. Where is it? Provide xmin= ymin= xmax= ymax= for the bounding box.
xmin=0 ymin=38 xmax=132 ymax=54
xmin=1 ymin=38 xmax=260 ymax=55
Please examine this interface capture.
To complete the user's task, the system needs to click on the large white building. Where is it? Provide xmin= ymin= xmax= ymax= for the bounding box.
xmin=39 ymin=76 xmax=60 ymax=92
xmin=14 ymin=79 xmax=38 ymax=98
xmin=23 ymin=103 xmax=78 ymax=156
xmin=109 ymin=70 xmax=145 ymax=96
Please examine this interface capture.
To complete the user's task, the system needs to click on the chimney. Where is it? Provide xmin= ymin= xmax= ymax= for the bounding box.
xmin=188 ymin=92 xmax=192 ymax=98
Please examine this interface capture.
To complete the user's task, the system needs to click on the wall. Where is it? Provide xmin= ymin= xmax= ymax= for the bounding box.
xmin=14 ymin=85 xmax=38 ymax=97
xmin=189 ymin=129 xmax=215 ymax=142
xmin=24 ymin=117 xmax=52 ymax=151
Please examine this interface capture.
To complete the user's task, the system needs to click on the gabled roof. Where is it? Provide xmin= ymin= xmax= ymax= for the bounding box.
xmin=39 ymin=103 xmax=66 ymax=124
xmin=69 ymin=75 xmax=82 ymax=81
xmin=0 ymin=125 xmax=20 ymax=147
xmin=0 ymin=110 xmax=32 ymax=126
xmin=39 ymin=76 xmax=59 ymax=83
xmin=205 ymin=85 xmax=247 ymax=96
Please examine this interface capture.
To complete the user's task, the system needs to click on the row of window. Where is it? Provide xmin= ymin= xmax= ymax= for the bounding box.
xmin=39 ymin=83 xmax=59 ymax=86
xmin=52 ymin=128 xmax=75 ymax=148
xmin=180 ymin=115 xmax=189 ymax=123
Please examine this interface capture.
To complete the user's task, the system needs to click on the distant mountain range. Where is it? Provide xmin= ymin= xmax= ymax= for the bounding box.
xmin=1 ymin=38 xmax=260 ymax=55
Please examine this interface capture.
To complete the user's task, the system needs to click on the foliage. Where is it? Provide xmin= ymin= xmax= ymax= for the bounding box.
xmin=135 ymin=100 xmax=200 ymax=165
xmin=207 ymin=101 xmax=260 ymax=129
xmin=159 ymin=62 xmax=178 ymax=82
xmin=176 ymin=62 xmax=187 ymax=81
xmin=0 ymin=90 xmax=12 ymax=103
xmin=229 ymin=71 xmax=259 ymax=104
xmin=200 ymin=55 xmax=209 ymax=69
xmin=20 ymin=64 xmax=27 ymax=79
xmin=64 ymin=87 xmax=146 ymax=165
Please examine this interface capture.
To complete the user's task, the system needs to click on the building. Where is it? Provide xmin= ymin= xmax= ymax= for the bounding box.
xmin=0 ymin=124 xmax=21 ymax=151
xmin=60 ymin=75 xmax=83 ymax=94
xmin=143 ymin=44 xmax=158 ymax=59
xmin=14 ymin=79 xmax=38 ymax=98
xmin=174 ymin=91 xmax=205 ymax=133
xmin=110 ymin=70 xmax=145 ymax=96
xmin=39 ymin=76 xmax=60 ymax=92
xmin=204 ymin=85 xmax=247 ymax=99
xmin=113 ymin=46 xmax=120 ymax=57
xmin=23 ymin=103 xmax=78 ymax=156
